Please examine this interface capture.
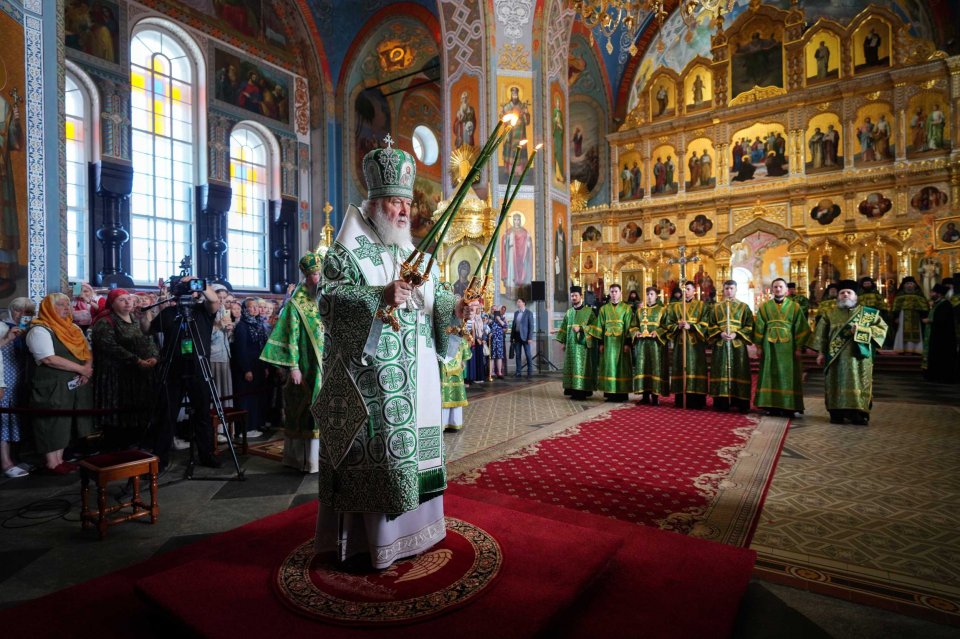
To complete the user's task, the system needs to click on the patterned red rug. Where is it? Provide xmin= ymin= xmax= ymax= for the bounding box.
xmin=455 ymin=401 xmax=788 ymax=548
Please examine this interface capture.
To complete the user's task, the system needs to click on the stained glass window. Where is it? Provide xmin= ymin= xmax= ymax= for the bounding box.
xmin=65 ymin=73 xmax=89 ymax=282
xmin=129 ymin=28 xmax=197 ymax=284
xmin=228 ymin=126 xmax=269 ymax=289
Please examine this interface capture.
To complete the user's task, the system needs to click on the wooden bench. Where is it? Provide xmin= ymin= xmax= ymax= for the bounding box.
xmin=212 ymin=407 xmax=249 ymax=455
xmin=79 ymin=450 xmax=159 ymax=540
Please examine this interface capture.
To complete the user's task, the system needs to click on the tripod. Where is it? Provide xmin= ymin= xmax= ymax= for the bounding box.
xmin=149 ymin=298 xmax=245 ymax=481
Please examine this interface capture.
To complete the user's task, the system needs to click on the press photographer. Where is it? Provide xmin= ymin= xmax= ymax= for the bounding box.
xmin=148 ymin=274 xmax=221 ymax=472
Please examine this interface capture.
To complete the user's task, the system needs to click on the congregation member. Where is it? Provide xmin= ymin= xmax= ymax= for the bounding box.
xmin=260 ymin=253 xmax=325 ymax=473
xmin=90 ymin=289 xmax=159 ymax=450
xmin=465 ymin=306 xmax=488 ymax=384
xmin=488 ymin=307 xmax=506 ymax=379
xmin=892 ymin=276 xmax=926 ymax=354
xmin=511 ymin=298 xmax=534 ymax=377
xmin=922 ymin=284 xmax=957 ymax=383
xmin=210 ymin=284 xmax=233 ymax=410
xmin=71 ymin=282 xmax=98 ymax=332
xmin=593 ymin=283 xmax=633 ymax=402
xmin=811 ymin=280 xmax=888 ymax=425
xmin=815 ymin=282 xmax=839 ymax=321
xmin=631 ymin=286 xmax=668 ymax=406
xmin=709 ymin=280 xmax=754 ymax=413
xmin=665 ymin=281 xmax=710 ymax=409
xmin=26 ymin=293 xmax=94 ymax=474
xmin=857 ymin=276 xmax=886 ymax=311
xmin=555 ymin=285 xmax=597 ymax=400
xmin=232 ymin=298 xmax=269 ymax=438
xmin=754 ymin=278 xmax=810 ymax=417
xmin=0 ymin=297 xmax=32 ymax=477
xmin=441 ymin=334 xmax=472 ymax=432
xmin=311 ymin=137 xmax=471 ymax=569
xmin=787 ymin=282 xmax=810 ymax=316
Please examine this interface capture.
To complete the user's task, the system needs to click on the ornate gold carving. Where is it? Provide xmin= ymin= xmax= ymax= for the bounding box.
xmin=570 ymin=180 xmax=589 ymax=212
xmin=499 ymin=44 xmax=531 ymax=71
xmin=658 ymin=135 xmax=669 ymax=143
xmin=902 ymin=34 xmax=948 ymax=65
xmin=921 ymin=79 xmax=938 ymax=90
xmin=728 ymin=85 xmax=787 ymax=106
xmin=816 ymin=102 xmax=832 ymax=112
xmin=694 ymin=128 xmax=706 ymax=137
xmin=864 ymin=91 xmax=881 ymax=100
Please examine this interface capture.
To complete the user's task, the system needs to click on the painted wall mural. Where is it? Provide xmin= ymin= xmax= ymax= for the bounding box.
xmin=804 ymin=29 xmax=840 ymax=85
xmin=730 ymin=28 xmax=783 ymax=98
xmin=685 ymin=137 xmax=714 ymax=191
xmin=451 ymin=78 xmax=478 ymax=150
xmin=551 ymin=82 xmax=565 ymax=186
xmin=65 ymin=0 xmax=121 ymax=64
xmin=858 ymin=193 xmax=892 ymax=219
xmin=805 ymin=113 xmax=842 ymax=173
xmin=569 ymin=98 xmax=602 ymax=195
xmin=684 ymin=63 xmax=712 ymax=111
xmin=0 ymin=8 xmax=25 ymax=300
xmin=853 ymin=17 xmax=891 ymax=73
xmin=810 ymin=199 xmax=841 ymax=226
xmin=553 ymin=200 xmax=568 ymax=306
xmin=906 ymin=93 xmax=951 ymax=155
xmin=497 ymin=78 xmax=532 ymax=184
xmin=730 ymin=122 xmax=788 ymax=183
xmin=854 ymin=103 xmax=894 ymax=163
xmin=618 ymin=150 xmax=643 ymax=201
xmin=649 ymin=144 xmax=678 ymax=195
xmin=500 ymin=203 xmax=534 ymax=300
xmin=213 ymin=48 xmax=290 ymax=124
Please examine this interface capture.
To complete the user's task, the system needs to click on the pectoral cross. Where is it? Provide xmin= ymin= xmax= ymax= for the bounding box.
xmin=667 ymin=246 xmax=699 ymax=408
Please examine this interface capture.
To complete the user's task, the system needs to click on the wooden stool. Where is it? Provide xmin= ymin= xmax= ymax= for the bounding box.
xmin=80 ymin=450 xmax=159 ymax=540
xmin=212 ymin=408 xmax=249 ymax=455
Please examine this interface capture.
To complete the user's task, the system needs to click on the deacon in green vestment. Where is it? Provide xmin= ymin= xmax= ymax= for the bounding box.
xmin=892 ymin=276 xmax=927 ymax=354
xmin=260 ymin=253 xmax=325 ymax=473
xmin=666 ymin=281 xmax=711 ymax=409
xmin=590 ymin=283 xmax=633 ymax=401
xmin=555 ymin=285 xmax=597 ymax=400
xmin=787 ymin=282 xmax=810 ymax=317
xmin=709 ymin=280 xmax=754 ymax=412
xmin=857 ymin=276 xmax=886 ymax=312
xmin=630 ymin=286 xmax=668 ymax=404
xmin=814 ymin=282 xmax=838 ymax=325
xmin=811 ymin=281 xmax=887 ymax=425
xmin=441 ymin=335 xmax=472 ymax=431
xmin=754 ymin=278 xmax=810 ymax=416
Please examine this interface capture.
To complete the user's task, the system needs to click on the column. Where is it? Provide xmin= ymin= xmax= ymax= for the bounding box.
xmin=196 ymin=182 xmax=232 ymax=288
xmin=92 ymin=159 xmax=134 ymax=288
xmin=269 ymin=198 xmax=299 ymax=293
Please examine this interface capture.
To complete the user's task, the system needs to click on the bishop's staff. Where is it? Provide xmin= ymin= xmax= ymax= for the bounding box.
xmin=668 ymin=246 xmax=699 ymax=409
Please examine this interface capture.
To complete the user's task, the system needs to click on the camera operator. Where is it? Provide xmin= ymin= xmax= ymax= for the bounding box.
xmin=148 ymin=275 xmax=222 ymax=471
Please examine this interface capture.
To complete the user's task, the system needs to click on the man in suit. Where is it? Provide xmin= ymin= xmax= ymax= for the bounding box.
xmin=511 ymin=297 xmax=534 ymax=377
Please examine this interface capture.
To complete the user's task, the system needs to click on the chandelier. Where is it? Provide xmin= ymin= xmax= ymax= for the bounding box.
xmin=570 ymin=0 xmax=734 ymax=56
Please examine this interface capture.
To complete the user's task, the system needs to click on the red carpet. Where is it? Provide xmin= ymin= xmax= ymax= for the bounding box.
xmin=458 ymin=402 xmax=764 ymax=543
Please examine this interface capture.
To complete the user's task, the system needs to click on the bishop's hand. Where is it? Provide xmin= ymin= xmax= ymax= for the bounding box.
xmin=384 ymin=280 xmax=413 ymax=307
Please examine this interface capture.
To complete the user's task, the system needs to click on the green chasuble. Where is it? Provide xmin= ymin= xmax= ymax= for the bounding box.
xmin=591 ymin=302 xmax=633 ymax=393
xmin=261 ymin=283 xmax=325 ymax=439
xmin=441 ymin=338 xmax=472 ymax=408
xmin=858 ymin=291 xmax=886 ymax=312
xmin=892 ymin=292 xmax=928 ymax=345
xmin=814 ymin=299 xmax=836 ymax=325
xmin=811 ymin=305 xmax=887 ymax=413
xmin=665 ymin=299 xmax=711 ymax=396
xmin=753 ymin=298 xmax=810 ymax=411
xmin=790 ymin=294 xmax=811 ymax=317
xmin=555 ymin=304 xmax=598 ymax=392
xmin=630 ymin=302 xmax=668 ymax=396
xmin=709 ymin=300 xmax=754 ymax=401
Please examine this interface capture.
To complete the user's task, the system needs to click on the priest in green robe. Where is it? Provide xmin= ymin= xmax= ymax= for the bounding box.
xmin=811 ymin=280 xmax=887 ymax=425
xmin=892 ymin=276 xmax=926 ymax=354
xmin=857 ymin=276 xmax=886 ymax=312
xmin=441 ymin=332 xmax=472 ymax=431
xmin=261 ymin=252 xmax=325 ymax=473
xmin=630 ymin=286 xmax=668 ymax=405
xmin=590 ymin=283 xmax=633 ymax=402
xmin=814 ymin=282 xmax=838 ymax=324
xmin=555 ymin=285 xmax=597 ymax=400
xmin=310 ymin=136 xmax=469 ymax=569
xmin=666 ymin=281 xmax=711 ymax=409
xmin=754 ymin=278 xmax=810 ymax=417
xmin=788 ymin=282 xmax=810 ymax=316
xmin=709 ymin=280 xmax=754 ymax=413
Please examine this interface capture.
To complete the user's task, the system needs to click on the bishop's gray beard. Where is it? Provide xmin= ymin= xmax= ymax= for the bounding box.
xmin=369 ymin=203 xmax=414 ymax=250
xmin=838 ymin=298 xmax=857 ymax=309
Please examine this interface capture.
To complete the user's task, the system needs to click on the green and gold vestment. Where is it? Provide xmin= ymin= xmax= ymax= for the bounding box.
xmin=753 ymin=298 xmax=810 ymax=411
xmin=630 ymin=302 xmax=668 ymax=396
xmin=892 ymin=292 xmax=928 ymax=347
xmin=811 ymin=305 xmax=887 ymax=413
xmin=709 ymin=299 xmax=754 ymax=401
xmin=441 ymin=337 xmax=472 ymax=408
xmin=665 ymin=299 xmax=711 ymax=396
xmin=555 ymin=304 xmax=598 ymax=392
xmin=591 ymin=301 xmax=633 ymax=393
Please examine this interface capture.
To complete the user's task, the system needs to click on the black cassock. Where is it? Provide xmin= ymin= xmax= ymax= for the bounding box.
xmin=924 ymin=300 xmax=957 ymax=383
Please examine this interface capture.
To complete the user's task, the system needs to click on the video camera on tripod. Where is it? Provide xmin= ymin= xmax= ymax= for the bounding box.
xmin=164 ymin=257 xmax=208 ymax=308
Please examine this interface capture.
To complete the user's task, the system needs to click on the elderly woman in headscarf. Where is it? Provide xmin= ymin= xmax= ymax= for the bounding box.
xmin=25 ymin=293 xmax=94 ymax=473
xmin=231 ymin=297 xmax=268 ymax=438
xmin=90 ymin=289 xmax=160 ymax=450
xmin=1 ymin=297 xmax=35 ymax=477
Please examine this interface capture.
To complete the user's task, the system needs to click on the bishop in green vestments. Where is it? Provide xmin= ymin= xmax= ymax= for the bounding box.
xmin=666 ymin=281 xmax=711 ymax=409
xmin=709 ymin=280 xmax=754 ymax=412
xmin=261 ymin=253 xmax=325 ymax=473
xmin=631 ymin=286 xmax=668 ymax=404
xmin=754 ymin=278 xmax=810 ymax=416
xmin=811 ymin=281 xmax=887 ymax=425
xmin=555 ymin=286 xmax=597 ymax=400
xmin=591 ymin=284 xmax=633 ymax=401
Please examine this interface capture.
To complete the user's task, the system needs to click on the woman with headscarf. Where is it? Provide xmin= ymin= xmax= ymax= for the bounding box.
xmin=90 ymin=289 xmax=160 ymax=450
xmin=1 ymin=297 xmax=34 ymax=477
xmin=232 ymin=297 xmax=268 ymax=438
xmin=25 ymin=293 xmax=94 ymax=473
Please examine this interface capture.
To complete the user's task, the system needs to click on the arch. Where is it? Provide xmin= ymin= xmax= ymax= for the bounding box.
xmin=719 ymin=217 xmax=802 ymax=252
xmin=231 ymin=120 xmax=281 ymax=201
xmin=64 ymin=60 xmax=101 ymax=164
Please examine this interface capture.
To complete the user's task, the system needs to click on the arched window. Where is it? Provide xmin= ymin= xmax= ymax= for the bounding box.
xmin=227 ymin=125 xmax=271 ymax=289
xmin=65 ymin=72 xmax=91 ymax=282
xmin=129 ymin=26 xmax=198 ymax=284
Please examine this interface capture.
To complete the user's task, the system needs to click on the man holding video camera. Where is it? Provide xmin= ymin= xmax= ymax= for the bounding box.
xmin=148 ymin=275 xmax=222 ymax=471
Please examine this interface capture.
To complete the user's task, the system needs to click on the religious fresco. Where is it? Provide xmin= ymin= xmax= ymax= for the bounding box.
xmin=906 ymin=93 xmax=951 ymax=155
xmin=214 ymin=48 xmax=290 ymax=124
xmin=580 ymin=225 xmax=601 ymax=244
xmin=618 ymin=150 xmax=644 ymax=202
xmin=352 ymin=86 xmax=391 ymax=187
xmin=649 ymin=144 xmax=678 ymax=196
xmin=728 ymin=232 xmax=790 ymax=304
xmin=497 ymin=78 xmax=533 ymax=185
xmin=910 ymin=186 xmax=949 ymax=213
xmin=65 ymin=0 xmax=121 ymax=64
xmin=934 ymin=216 xmax=960 ymax=250
xmin=649 ymin=75 xmax=676 ymax=120
xmin=551 ymin=82 xmax=565 ymax=186
xmin=446 ymin=243 xmax=483 ymax=297
xmin=730 ymin=122 xmax=788 ymax=183
xmin=0 ymin=10 xmax=25 ymax=300
xmin=569 ymin=98 xmax=603 ymax=196
xmin=411 ymin=175 xmax=440 ymax=240
xmin=805 ymin=113 xmax=842 ymax=173
xmin=729 ymin=25 xmax=783 ymax=99
xmin=619 ymin=222 xmax=642 ymax=245
xmin=810 ymin=199 xmax=842 ymax=226
xmin=858 ymin=193 xmax=892 ymax=219
xmin=450 ymin=76 xmax=478 ymax=151
xmin=804 ymin=30 xmax=840 ymax=85
xmin=683 ymin=63 xmax=712 ymax=111
xmin=580 ymin=249 xmax=598 ymax=275
xmin=688 ymin=214 xmax=714 ymax=238
xmin=853 ymin=17 xmax=892 ymax=73
xmin=622 ymin=271 xmax=643 ymax=298
xmin=854 ymin=103 xmax=895 ymax=163
xmin=653 ymin=218 xmax=676 ymax=241
xmin=684 ymin=138 xmax=715 ymax=191
xmin=499 ymin=202 xmax=534 ymax=300
xmin=553 ymin=201 xmax=569 ymax=306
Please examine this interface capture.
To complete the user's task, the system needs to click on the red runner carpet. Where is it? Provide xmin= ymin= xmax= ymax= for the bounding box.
xmin=458 ymin=401 xmax=770 ymax=545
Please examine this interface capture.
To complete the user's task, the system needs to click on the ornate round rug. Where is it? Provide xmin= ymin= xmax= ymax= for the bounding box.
xmin=274 ymin=517 xmax=502 ymax=625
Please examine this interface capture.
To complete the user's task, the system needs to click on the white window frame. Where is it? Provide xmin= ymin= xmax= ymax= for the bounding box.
xmin=64 ymin=62 xmax=100 ymax=284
